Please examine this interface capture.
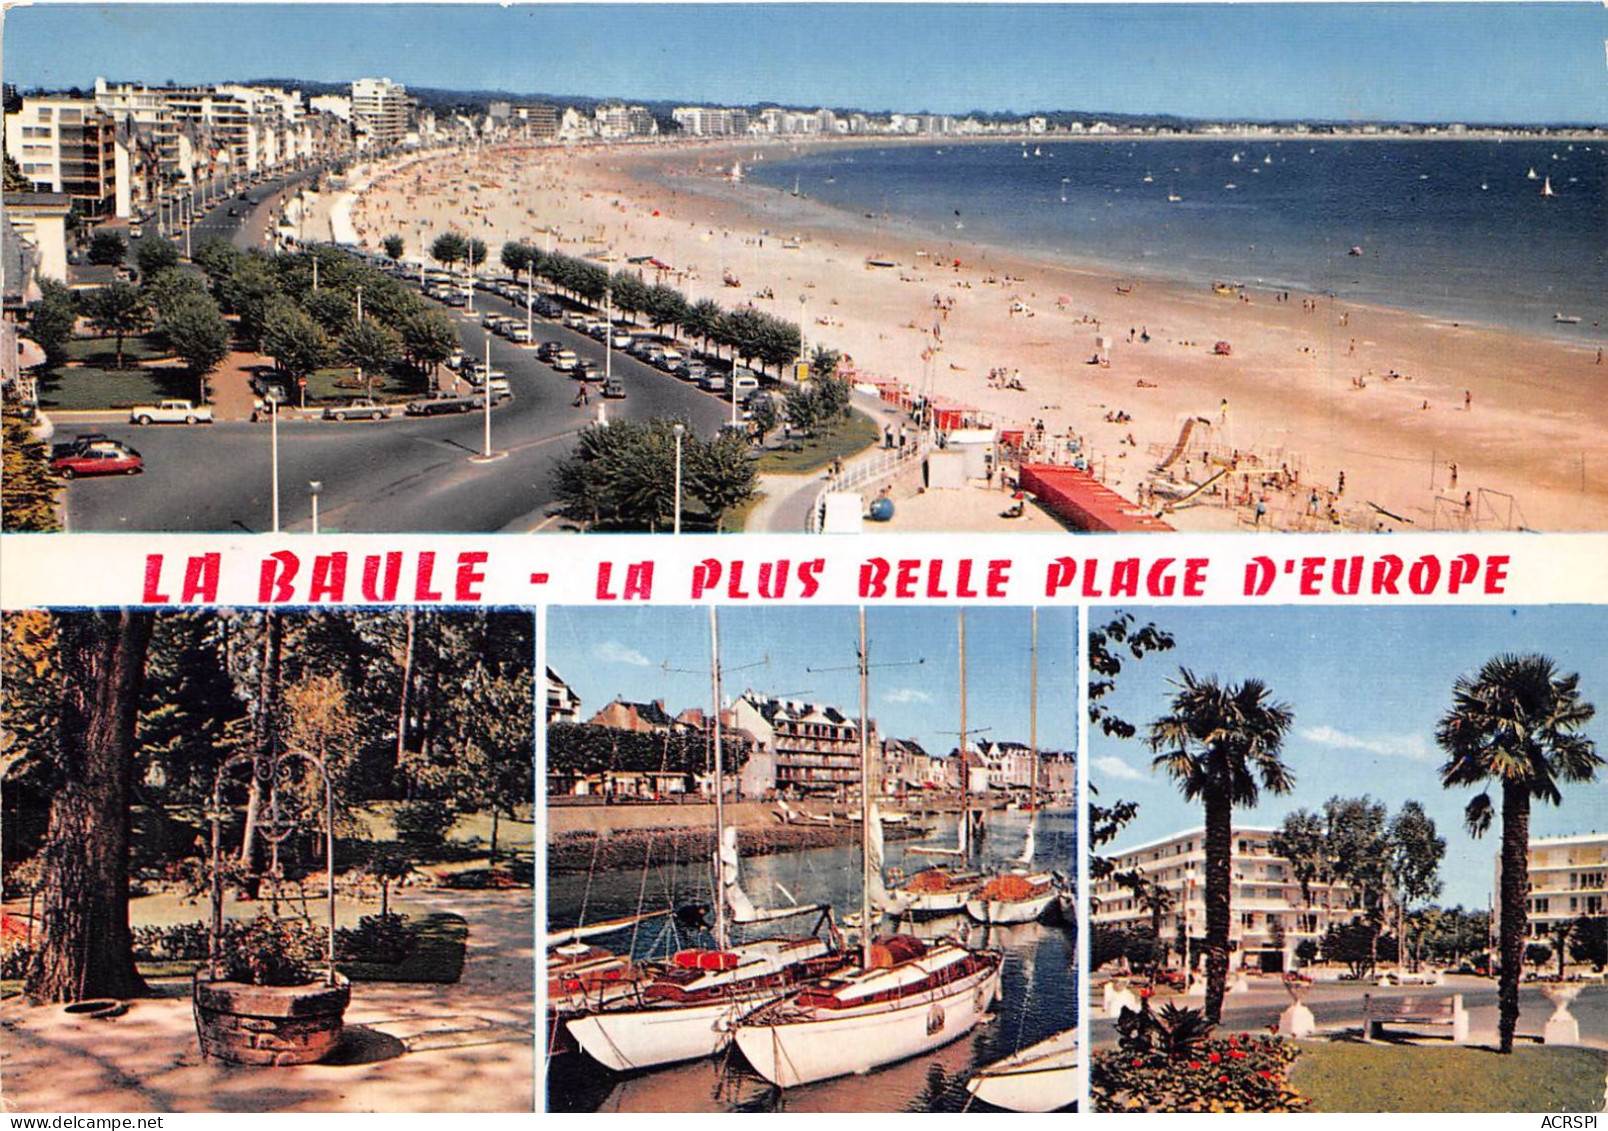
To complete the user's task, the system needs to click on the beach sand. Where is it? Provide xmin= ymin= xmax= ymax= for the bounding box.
xmin=348 ymin=140 xmax=1608 ymax=533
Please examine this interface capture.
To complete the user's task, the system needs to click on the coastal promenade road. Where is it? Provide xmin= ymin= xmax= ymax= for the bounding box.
xmin=62 ymin=283 xmax=730 ymax=533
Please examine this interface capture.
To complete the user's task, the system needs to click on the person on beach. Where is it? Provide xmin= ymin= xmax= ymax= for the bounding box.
xmin=1464 ymin=389 xmax=1473 ymax=411
xmin=1337 ymin=470 xmax=1346 ymax=497
xmin=1449 ymin=462 xmax=1459 ymax=487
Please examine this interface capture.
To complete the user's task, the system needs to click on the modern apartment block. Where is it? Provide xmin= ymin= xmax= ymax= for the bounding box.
xmin=4 ymin=97 xmax=117 ymax=213
xmin=1500 ymin=831 xmax=1608 ymax=940
xmin=350 ymin=77 xmax=411 ymax=150
xmin=729 ymin=692 xmax=877 ymax=798
xmin=1092 ymin=825 xmax=1356 ymax=973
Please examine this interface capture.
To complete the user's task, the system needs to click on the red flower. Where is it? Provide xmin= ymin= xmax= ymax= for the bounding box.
xmin=1131 ymin=1059 xmax=1143 ymax=1068
xmin=1219 ymin=1075 xmax=1230 ymax=1084
xmin=1258 ymin=1070 xmax=1273 ymax=1080
xmin=1209 ymin=1052 xmax=1221 ymax=1064
xmin=1229 ymin=1049 xmax=1247 ymax=1059
xmin=1189 ymin=1061 xmax=1202 ymax=1070
xmin=1139 ymin=987 xmax=1153 ymax=998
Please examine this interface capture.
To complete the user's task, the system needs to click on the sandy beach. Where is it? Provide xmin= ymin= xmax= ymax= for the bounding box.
xmin=348 ymin=139 xmax=1608 ymax=533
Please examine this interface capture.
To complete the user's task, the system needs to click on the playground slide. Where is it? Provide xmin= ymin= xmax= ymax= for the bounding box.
xmin=1156 ymin=416 xmax=1211 ymax=471
xmin=1167 ymin=466 xmax=1231 ymax=507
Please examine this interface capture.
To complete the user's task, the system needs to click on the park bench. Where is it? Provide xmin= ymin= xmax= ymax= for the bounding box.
xmin=1363 ymin=992 xmax=1469 ymax=1044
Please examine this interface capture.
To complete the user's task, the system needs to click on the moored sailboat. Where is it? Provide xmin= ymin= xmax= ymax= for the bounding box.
xmin=731 ymin=610 xmax=1004 ymax=1089
xmin=965 ymin=1027 xmax=1081 ymax=1112
xmin=564 ymin=609 xmax=851 ymax=1073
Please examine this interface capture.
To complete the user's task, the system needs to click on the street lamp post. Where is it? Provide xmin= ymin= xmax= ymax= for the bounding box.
xmin=309 ymin=480 xmax=322 ymax=534
xmin=673 ymin=423 xmax=685 ymax=535
xmin=269 ymin=400 xmax=281 ymax=534
xmin=481 ymin=335 xmax=494 ymax=459
xmin=798 ymin=292 xmax=808 ymax=380
xmin=604 ymin=285 xmax=613 ymax=384
xmin=525 ymin=272 xmax=534 ymax=341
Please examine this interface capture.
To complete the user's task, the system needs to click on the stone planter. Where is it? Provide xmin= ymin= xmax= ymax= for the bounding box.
xmin=193 ymin=973 xmax=350 ymax=1066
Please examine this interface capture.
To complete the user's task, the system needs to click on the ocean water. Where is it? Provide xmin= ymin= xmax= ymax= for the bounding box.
xmin=744 ymin=139 xmax=1607 ymax=340
xmin=547 ymin=809 xmax=1076 ymax=1113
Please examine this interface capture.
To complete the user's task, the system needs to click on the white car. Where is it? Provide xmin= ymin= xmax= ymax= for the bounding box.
xmin=1375 ymin=968 xmax=1443 ymax=987
xmin=129 ymin=399 xmax=213 ymax=425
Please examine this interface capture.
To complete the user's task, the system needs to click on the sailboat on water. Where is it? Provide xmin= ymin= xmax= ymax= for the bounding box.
xmin=732 ymin=610 xmax=1004 ymax=1089
xmin=565 ymin=610 xmax=852 ymax=1073
xmin=965 ymin=1027 xmax=1081 ymax=1112
xmin=1541 ymin=175 xmax=1557 ymax=198
xmin=965 ymin=610 xmax=1060 ymax=926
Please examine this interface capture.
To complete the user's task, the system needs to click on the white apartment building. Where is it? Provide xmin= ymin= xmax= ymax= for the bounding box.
xmin=1500 ymin=831 xmax=1608 ymax=941
xmin=5 ymin=97 xmax=117 ymax=213
xmin=671 ymin=107 xmax=750 ymax=137
xmin=351 ymin=78 xmax=410 ymax=150
xmin=1092 ymin=825 xmax=1356 ymax=973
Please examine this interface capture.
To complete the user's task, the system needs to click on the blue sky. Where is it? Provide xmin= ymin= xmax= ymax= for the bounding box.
xmin=547 ymin=606 xmax=1076 ymax=757
xmin=1090 ymin=606 xmax=1608 ymax=909
xmin=6 ymin=4 xmax=1608 ymax=124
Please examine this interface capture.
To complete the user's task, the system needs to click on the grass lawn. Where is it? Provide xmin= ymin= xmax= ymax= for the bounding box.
xmin=1290 ymin=1041 xmax=1608 ymax=1112
xmin=756 ymin=409 xmax=881 ymax=475
xmin=303 ymin=365 xmax=427 ymax=405
xmin=36 ymin=364 xmax=199 ymax=411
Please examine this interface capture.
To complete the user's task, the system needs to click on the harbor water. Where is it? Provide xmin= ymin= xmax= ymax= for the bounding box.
xmin=546 ymin=808 xmax=1077 ymax=1112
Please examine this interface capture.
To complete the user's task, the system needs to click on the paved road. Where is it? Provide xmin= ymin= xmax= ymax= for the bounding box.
xmin=66 ymin=205 xmax=734 ymax=532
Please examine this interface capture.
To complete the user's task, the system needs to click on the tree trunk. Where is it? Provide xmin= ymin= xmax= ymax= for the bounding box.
xmin=25 ymin=611 xmax=153 ymax=1003
xmin=489 ymin=807 xmax=500 ymax=866
xmin=239 ymin=611 xmax=282 ymax=880
xmin=1497 ymin=781 xmax=1531 ymax=1054
xmin=396 ymin=608 xmax=416 ymax=776
xmin=1202 ymin=788 xmax=1232 ymax=1024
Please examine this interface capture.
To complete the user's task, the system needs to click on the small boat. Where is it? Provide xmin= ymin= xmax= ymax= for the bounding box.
xmin=1033 ymin=146 xmax=1042 ymax=157
xmin=1224 ymin=183 xmax=1237 ymax=190
xmin=730 ymin=161 xmax=743 ymax=183
xmin=1348 ymin=246 xmax=1364 ymax=257
xmin=1142 ymin=173 xmax=1153 ymax=183
xmin=1541 ymin=176 xmax=1556 ymax=198
xmin=1554 ymin=313 xmax=1582 ymax=324
xmin=866 ymin=256 xmax=897 ymax=269
xmin=791 ymin=174 xmax=801 ymax=197
xmin=1263 ymin=154 xmax=1273 ymax=166
xmin=965 ymin=1028 xmax=1081 ymax=1112
xmin=1167 ymin=193 xmax=1182 ymax=203
xmin=1527 ymin=167 xmax=1540 ymax=180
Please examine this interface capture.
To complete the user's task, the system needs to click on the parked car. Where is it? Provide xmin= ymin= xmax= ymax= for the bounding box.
xmin=609 ymin=330 xmax=633 ymax=349
xmin=507 ymin=326 xmax=533 ymax=344
xmin=550 ymin=350 xmax=580 ymax=372
xmin=536 ymin=341 xmax=565 ymax=361
xmin=1151 ymin=968 xmax=1189 ymax=990
xmin=602 ymin=376 xmax=626 ymax=399
xmin=129 ymin=399 xmax=213 ymax=425
xmin=700 ymin=373 xmax=729 ymax=394
xmin=731 ymin=374 xmax=761 ymax=402
xmin=322 ymin=397 xmax=394 ymax=421
xmin=52 ymin=433 xmax=114 ymax=459
xmin=574 ymin=360 xmax=604 ymax=382
xmin=405 ymin=392 xmax=477 ymax=416
xmin=52 ymin=444 xmax=143 ymax=479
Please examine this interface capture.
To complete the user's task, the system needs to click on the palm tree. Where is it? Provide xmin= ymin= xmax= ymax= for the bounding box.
xmin=1436 ymin=653 xmax=1600 ymax=1053
xmin=1148 ymin=670 xmax=1295 ymax=1022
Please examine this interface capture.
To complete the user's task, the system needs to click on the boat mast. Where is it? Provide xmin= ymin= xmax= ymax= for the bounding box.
xmin=710 ymin=607 xmax=728 ymax=952
xmin=1030 ymin=608 xmax=1038 ymax=811
xmin=958 ymin=609 xmax=969 ymax=862
xmin=858 ymin=608 xmax=872 ymax=968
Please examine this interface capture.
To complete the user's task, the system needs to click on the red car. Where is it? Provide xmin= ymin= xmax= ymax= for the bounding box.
xmin=52 ymin=444 xmax=143 ymax=479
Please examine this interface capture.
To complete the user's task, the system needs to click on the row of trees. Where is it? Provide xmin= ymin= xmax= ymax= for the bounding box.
xmin=1 ymin=608 xmax=534 ymax=1002
xmin=192 ymin=240 xmax=459 ymax=394
xmin=547 ymin=722 xmax=752 ymax=779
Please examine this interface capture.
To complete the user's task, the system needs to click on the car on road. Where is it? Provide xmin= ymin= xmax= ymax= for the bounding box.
xmin=699 ymin=372 xmax=729 ymax=394
xmin=129 ymin=399 xmax=213 ymax=425
xmin=537 ymin=341 xmax=565 ymax=361
xmin=574 ymin=360 xmax=604 ymax=382
xmin=609 ymin=330 xmax=634 ymax=349
xmin=322 ymin=397 xmax=394 ymax=421
xmin=1149 ymin=968 xmax=1189 ymax=990
xmin=550 ymin=350 xmax=580 ymax=372
xmin=602 ymin=376 xmax=626 ymax=399
xmin=52 ymin=433 xmax=114 ymax=459
xmin=52 ymin=444 xmax=143 ymax=479
xmin=507 ymin=326 xmax=533 ymax=344
xmin=405 ymin=392 xmax=478 ymax=416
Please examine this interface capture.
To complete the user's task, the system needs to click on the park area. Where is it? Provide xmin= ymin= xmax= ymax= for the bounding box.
xmin=0 ymin=609 xmax=537 ymax=1112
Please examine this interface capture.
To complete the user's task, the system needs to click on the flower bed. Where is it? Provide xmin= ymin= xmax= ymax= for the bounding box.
xmin=1092 ymin=1033 xmax=1311 ymax=1113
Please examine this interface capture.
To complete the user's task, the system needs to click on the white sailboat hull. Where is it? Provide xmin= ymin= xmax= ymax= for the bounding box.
xmin=567 ymin=991 xmax=773 ymax=1072
xmin=966 ymin=1029 xmax=1080 ymax=1112
xmin=733 ymin=961 xmax=1002 ymax=1088
xmin=902 ymin=888 xmax=973 ymax=917
xmin=965 ymin=889 xmax=1058 ymax=925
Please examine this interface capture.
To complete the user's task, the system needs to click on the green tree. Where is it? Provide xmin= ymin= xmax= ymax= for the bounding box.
xmin=87 ymin=229 xmax=126 ymax=266
xmin=337 ymin=320 xmax=401 ymax=396
xmin=1148 ymin=670 xmax=1295 ymax=1022
xmin=1089 ymin=613 xmax=1176 ymax=740
xmin=302 ymin=288 xmax=355 ymax=335
xmin=430 ymin=232 xmax=468 ymax=270
xmin=27 ymin=280 xmax=77 ymax=366
xmin=1569 ymin=916 xmax=1607 ymax=970
xmin=133 ymin=236 xmax=180 ymax=279
xmin=687 ymin=428 xmax=758 ymax=531
xmin=4 ymin=152 xmax=33 ymax=192
xmin=1 ymin=404 xmax=62 ymax=532
xmin=466 ymin=238 xmax=487 ymax=270
xmin=810 ymin=345 xmax=842 ymax=381
xmin=748 ymin=394 xmax=780 ymax=444
xmin=217 ymin=254 xmax=283 ymax=348
xmin=160 ymin=293 xmax=231 ymax=392
xmin=1388 ymin=800 xmax=1446 ymax=969
xmin=1268 ymin=809 xmax=1329 ymax=920
xmin=684 ymin=298 xmax=725 ymax=357
xmin=1322 ymin=795 xmax=1392 ymax=974
xmin=399 ymin=307 xmax=459 ymax=385
xmin=261 ymin=304 xmax=329 ymax=384
xmin=1436 ymin=652 xmax=1600 ymax=1053
xmin=82 ymin=282 xmax=150 ymax=370
xmin=141 ymin=268 xmax=208 ymax=323
xmin=190 ymin=237 xmax=238 ymax=283
xmin=500 ymin=241 xmax=533 ymax=280
xmin=382 ymin=234 xmax=405 ymax=261
xmin=25 ymin=611 xmax=154 ymax=1002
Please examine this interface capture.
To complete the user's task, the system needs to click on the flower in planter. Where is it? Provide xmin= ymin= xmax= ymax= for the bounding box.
xmin=222 ymin=912 xmax=325 ymax=986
